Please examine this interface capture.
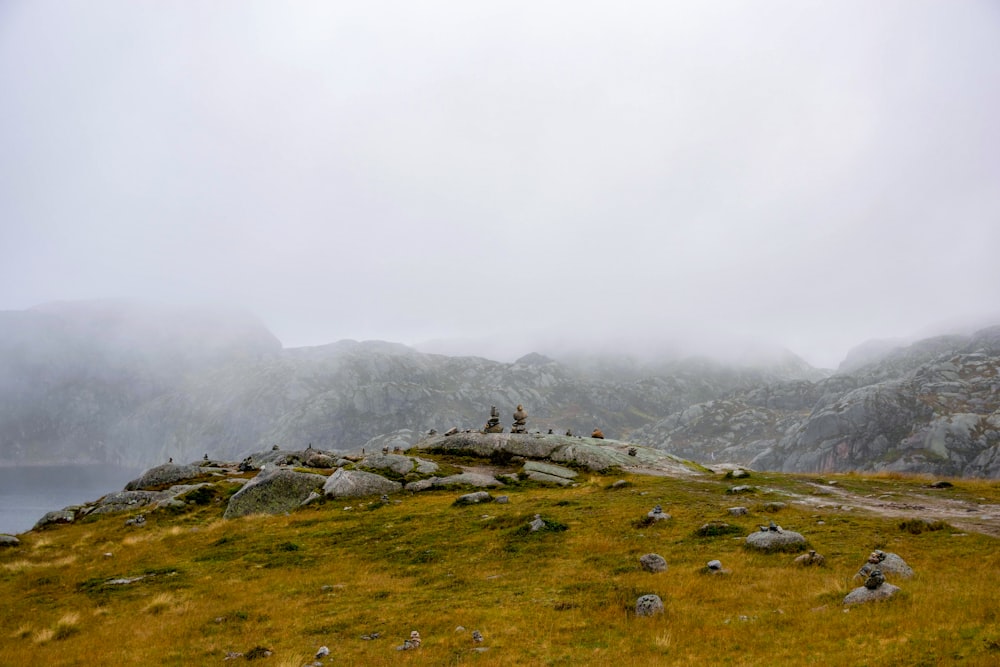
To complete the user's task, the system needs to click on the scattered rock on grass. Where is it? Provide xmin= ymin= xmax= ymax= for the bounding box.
xmin=453 ymin=491 xmax=493 ymax=506
xmin=635 ymin=594 xmax=664 ymax=616
xmin=745 ymin=529 xmax=807 ymax=553
xmin=639 ymin=553 xmax=667 ymax=573
xmin=794 ymin=550 xmax=826 ymax=566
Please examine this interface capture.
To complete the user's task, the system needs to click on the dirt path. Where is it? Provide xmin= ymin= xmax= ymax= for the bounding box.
xmin=788 ymin=482 xmax=1000 ymax=538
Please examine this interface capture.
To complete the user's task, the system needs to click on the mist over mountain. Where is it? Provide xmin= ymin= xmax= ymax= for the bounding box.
xmin=1 ymin=300 xmax=998 ymax=478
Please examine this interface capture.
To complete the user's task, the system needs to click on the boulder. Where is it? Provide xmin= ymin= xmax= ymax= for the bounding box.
xmin=90 ymin=490 xmax=173 ymax=515
xmin=0 ymin=534 xmax=21 ymax=547
xmin=453 ymin=491 xmax=493 ymax=506
xmin=857 ymin=551 xmax=913 ymax=579
xmin=843 ymin=583 xmax=901 ymax=605
xmin=125 ymin=463 xmax=203 ymax=491
xmin=33 ymin=509 xmax=77 ymax=530
xmin=635 ymin=594 xmax=664 ymax=616
xmin=359 ymin=454 xmax=417 ymax=476
xmin=224 ymin=469 xmax=327 ymax=518
xmin=744 ymin=529 xmax=807 ymax=553
xmin=794 ymin=550 xmax=826 ymax=566
xmin=305 ymin=453 xmax=336 ymax=469
xmin=322 ymin=468 xmax=402 ymax=499
xmin=639 ymin=554 xmax=667 ymax=573
xmin=410 ymin=472 xmax=503 ymax=490
xmin=728 ymin=507 xmax=749 ymax=516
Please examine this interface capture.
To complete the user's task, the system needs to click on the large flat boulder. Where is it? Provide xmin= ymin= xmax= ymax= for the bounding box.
xmin=844 ymin=584 xmax=901 ymax=605
xmin=322 ymin=468 xmax=402 ymax=499
xmin=745 ymin=529 xmax=808 ymax=553
xmin=125 ymin=464 xmax=204 ymax=491
xmin=413 ymin=433 xmax=702 ymax=476
xmin=224 ymin=469 xmax=327 ymax=518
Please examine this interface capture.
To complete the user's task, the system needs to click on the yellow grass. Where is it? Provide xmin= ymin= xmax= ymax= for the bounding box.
xmin=0 ymin=469 xmax=998 ymax=665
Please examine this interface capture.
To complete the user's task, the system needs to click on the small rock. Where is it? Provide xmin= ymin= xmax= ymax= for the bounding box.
xmin=728 ymin=507 xmax=748 ymax=516
xmin=315 ymin=646 xmax=330 ymax=659
xmin=727 ymin=485 xmax=755 ymax=495
xmin=611 ymin=480 xmax=629 ymax=489
xmin=639 ymin=553 xmax=667 ymax=573
xmin=494 ymin=495 xmax=509 ymax=504
xmin=396 ymin=630 xmax=421 ymax=650
xmin=647 ymin=505 xmax=671 ymax=521
xmin=707 ymin=559 xmax=723 ymax=570
xmin=529 ymin=514 xmax=546 ymax=532
xmin=635 ymin=594 xmax=664 ymax=617
xmin=454 ymin=491 xmax=493 ymax=506
xmin=794 ymin=550 xmax=826 ymax=567
xmin=472 ymin=630 xmax=484 ymax=643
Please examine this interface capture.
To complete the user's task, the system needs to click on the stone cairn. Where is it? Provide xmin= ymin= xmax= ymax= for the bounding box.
xmin=647 ymin=504 xmax=671 ymax=522
xmin=396 ymin=630 xmax=421 ymax=651
xmin=483 ymin=406 xmax=503 ymax=433
xmin=856 ymin=550 xmax=886 ymax=578
xmin=512 ymin=404 xmax=528 ymax=434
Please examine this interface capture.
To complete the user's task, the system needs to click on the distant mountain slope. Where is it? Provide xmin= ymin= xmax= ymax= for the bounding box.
xmin=0 ymin=301 xmax=820 ymax=467
xmin=632 ymin=326 xmax=1000 ymax=477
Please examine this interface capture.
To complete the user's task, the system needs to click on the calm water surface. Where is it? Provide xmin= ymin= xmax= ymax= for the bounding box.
xmin=0 ymin=465 xmax=141 ymax=535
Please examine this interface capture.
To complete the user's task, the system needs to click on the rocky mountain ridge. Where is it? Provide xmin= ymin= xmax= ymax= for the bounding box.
xmin=631 ymin=326 xmax=1000 ymax=477
xmin=1 ymin=300 xmax=998 ymax=478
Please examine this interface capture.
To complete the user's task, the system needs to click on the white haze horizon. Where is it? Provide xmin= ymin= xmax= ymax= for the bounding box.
xmin=2 ymin=2 xmax=999 ymax=371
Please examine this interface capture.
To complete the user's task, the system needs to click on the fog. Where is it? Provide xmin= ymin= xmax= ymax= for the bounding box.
xmin=2 ymin=1 xmax=998 ymax=369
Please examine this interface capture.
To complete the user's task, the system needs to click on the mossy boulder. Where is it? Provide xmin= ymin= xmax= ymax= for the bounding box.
xmin=745 ymin=529 xmax=808 ymax=553
xmin=224 ymin=469 xmax=327 ymax=518
xmin=125 ymin=463 xmax=204 ymax=491
xmin=322 ymin=468 xmax=402 ymax=499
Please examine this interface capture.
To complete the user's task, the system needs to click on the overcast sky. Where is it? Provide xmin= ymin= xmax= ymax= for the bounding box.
xmin=1 ymin=1 xmax=998 ymax=368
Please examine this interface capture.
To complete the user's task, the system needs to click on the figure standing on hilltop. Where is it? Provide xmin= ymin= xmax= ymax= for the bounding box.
xmin=512 ymin=404 xmax=528 ymax=433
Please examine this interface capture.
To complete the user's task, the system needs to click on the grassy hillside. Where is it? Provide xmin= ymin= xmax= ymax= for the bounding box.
xmin=2 ymin=461 xmax=999 ymax=666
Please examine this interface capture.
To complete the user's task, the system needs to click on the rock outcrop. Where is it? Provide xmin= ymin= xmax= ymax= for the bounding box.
xmin=125 ymin=463 xmax=206 ymax=491
xmin=414 ymin=432 xmax=703 ymax=476
xmin=322 ymin=468 xmax=402 ymax=499
xmin=223 ymin=469 xmax=327 ymax=518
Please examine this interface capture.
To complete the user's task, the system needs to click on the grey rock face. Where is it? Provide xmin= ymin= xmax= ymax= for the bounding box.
xmin=322 ymin=468 xmax=402 ymax=499
xmin=125 ymin=463 xmax=204 ymax=491
xmin=843 ymin=583 xmax=900 ymax=605
xmin=524 ymin=471 xmax=574 ymax=485
xmin=522 ymin=461 xmax=578 ymax=479
xmin=635 ymin=594 xmax=665 ymax=616
xmin=744 ymin=529 xmax=807 ymax=553
xmin=639 ymin=553 xmax=667 ymax=573
xmin=224 ymin=469 xmax=327 ymax=518
xmin=415 ymin=433 xmax=700 ymax=476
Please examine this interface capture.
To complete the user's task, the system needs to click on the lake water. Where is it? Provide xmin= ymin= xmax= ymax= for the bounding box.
xmin=0 ymin=465 xmax=142 ymax=535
